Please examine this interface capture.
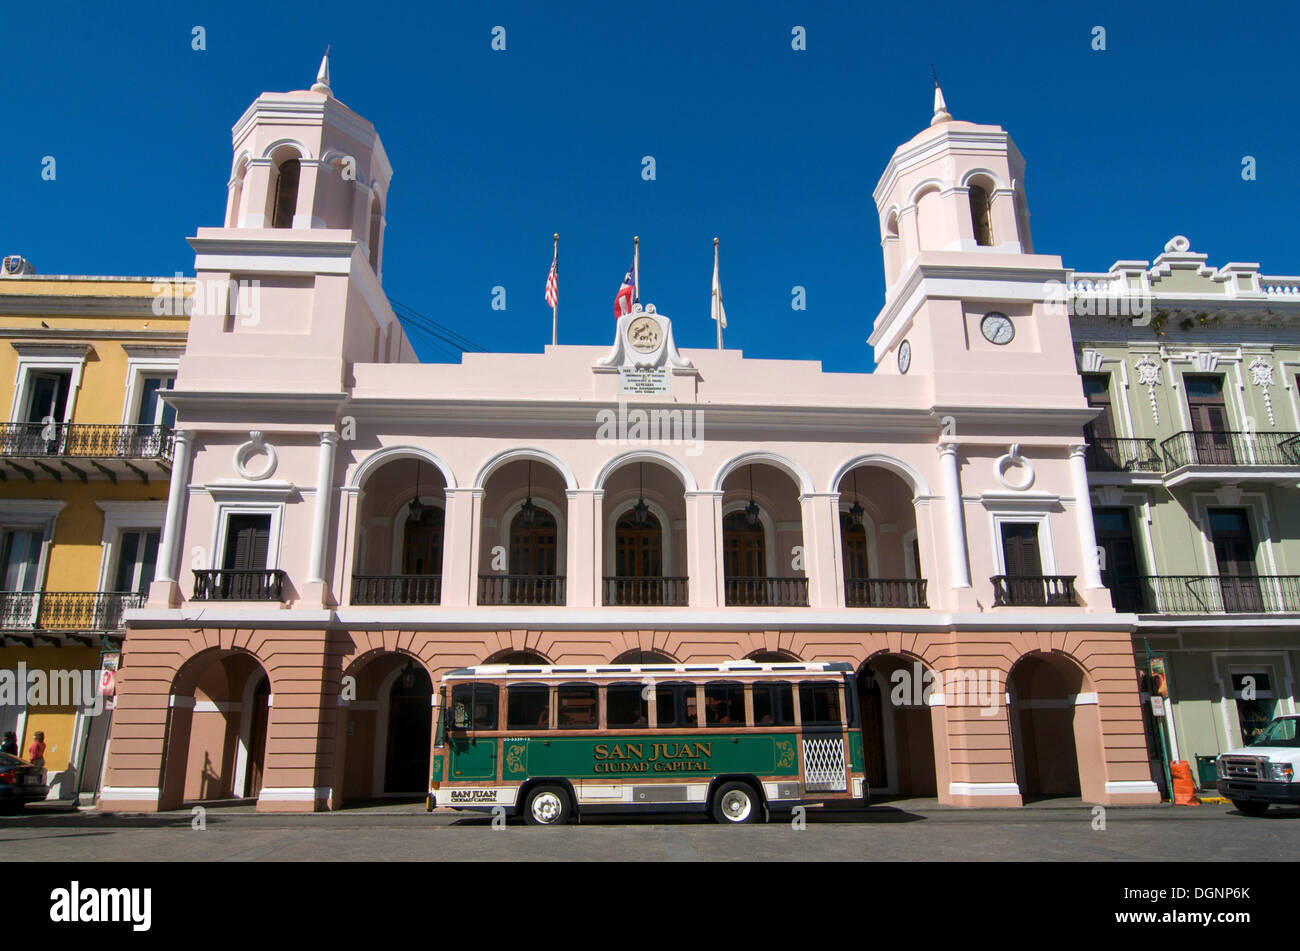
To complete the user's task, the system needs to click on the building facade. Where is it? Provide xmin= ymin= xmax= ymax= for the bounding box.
xmin=1068 ymin=242 xmax=1300 ymax=790
xmin=97 ymin=69 xmax=1161 ymax=813
xmin=0 ymin=261 xmax=188 ymax=801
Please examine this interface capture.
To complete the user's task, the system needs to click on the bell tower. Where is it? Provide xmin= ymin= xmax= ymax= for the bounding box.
xmin=180 ymin=53 xmax=411 ymax=396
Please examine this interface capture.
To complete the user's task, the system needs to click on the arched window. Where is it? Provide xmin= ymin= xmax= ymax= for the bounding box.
xmin=368 ymin=195 xmax=383 ymax=270
xmin=722 ymin=510 xmax=764 ymax=578
xmin=969 ymin=183 xmax=993 ymax=247
xmin=510 ymin=507 xmax=558 ymax=576
xmin=271 ymin=158 xmax=300 ymax=229
xmin=615 ymin=509 xmax=662 ymax=577
xmin=401 ymin=506 xmax=444 ymax=575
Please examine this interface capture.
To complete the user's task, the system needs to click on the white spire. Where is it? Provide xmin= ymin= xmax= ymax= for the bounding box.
xmin=931 ymin=81 xmax=951 ymax=125
xmin=311 ymin=47 xmax=331 ymax=95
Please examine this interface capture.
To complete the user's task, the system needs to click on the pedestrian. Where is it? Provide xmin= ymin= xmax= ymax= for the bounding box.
xmin=27 ymin=731 xmax=45 ymax=769
xmin=0 ymin=731 xmax=16 ymax=756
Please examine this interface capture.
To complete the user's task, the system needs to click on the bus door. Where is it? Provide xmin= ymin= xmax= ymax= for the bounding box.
xmin=448 ymin=682 xmax=499 ymax=781
xmin=798 ymin=681 xmax=848 ymax=793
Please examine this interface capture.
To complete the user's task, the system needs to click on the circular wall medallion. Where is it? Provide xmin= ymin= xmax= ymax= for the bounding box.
xmin=233 ymin=431 xmax=278 ymax=481
xmin=980 ymin=312 xmax=1015 ymax=345
xmin=627 ymin=315 xmax=662 ymax=353
xmin=897 ymin=339 xmax=912 ymax=374
xmin=994 ymin=446 xmax=1035 ymax=490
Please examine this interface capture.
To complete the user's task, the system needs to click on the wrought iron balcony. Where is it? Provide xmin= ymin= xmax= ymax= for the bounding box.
xmin=845 ymin=578 xmax=928 ymax=608
xmin=478 ymin=574 xmax=565 ymax=606
xmin=0 ymin=423 xmax=174 ymax=482
xmin=192 ymin=569 xmax=286 ymax=602
xmin=1118 ymin=574 xmax=1300 ymax=614
xmin=724 ymin=577 xmax=809 ymax=607
xmin=1085 ymin=438 xmax=1164 ymax=474
xmin=0 ymin=590 xmax=145 ymax=632
xmin=351 ymin=574 xmax=442 ymax=605
xmin=991 ymin=575 xmax=1077 ymax=607
xmin=603 ymin=576 xmax=689 ymax=606
xmin=1161 ymin=430 xmax=1300 ymax=469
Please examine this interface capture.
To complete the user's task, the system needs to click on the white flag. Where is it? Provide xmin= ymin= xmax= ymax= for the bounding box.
xmin=711 ymin=247 xmax=727 ymax=329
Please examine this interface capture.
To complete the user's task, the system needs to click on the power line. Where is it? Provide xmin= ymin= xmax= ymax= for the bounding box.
xmin=387 ymin=296 xmax=488 ymax=359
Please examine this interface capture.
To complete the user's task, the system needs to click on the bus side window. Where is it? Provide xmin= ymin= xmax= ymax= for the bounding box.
xmin=798 ymin=681 xmax=842 ymax=727
xmin=656 ymin=683 xmax=697 ymax=728
xmin=705 ymin=681 xmax=744 ymax=726
xmin=753 ymin=682 xmax=793 ymax=726
xmin=450 ymin=683 xmax=499 ymax=729
xmin=557 ymin=683 xmax=599 ymax=729
xmin=606 ymin=683 xmax=649 ymax=729
xmin=655 ymin=684 xmax=676 ymax=728
xmin=507 ymin=684 xmax=550 ymax=730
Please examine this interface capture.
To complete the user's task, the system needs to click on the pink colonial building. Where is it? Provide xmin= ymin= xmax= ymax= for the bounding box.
xmin=98 ymin=67 xmax=1159 ymax=812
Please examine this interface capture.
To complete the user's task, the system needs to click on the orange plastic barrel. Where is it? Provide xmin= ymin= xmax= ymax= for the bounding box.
xmin=1170 ymin=760 xmax=1200 ymax=805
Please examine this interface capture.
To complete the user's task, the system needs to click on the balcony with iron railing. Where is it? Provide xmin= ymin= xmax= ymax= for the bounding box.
xmin=0 ymin=590 xmax=146 ymax=633
xmin=991 ymin=575 xmax=1077 ymax=607
xmin=724 ymin=577 xmax=809 ymax=607
xmin=478 ymin=574 xmax=565 ymax=606
xmin=1085 ymin=438 xmax=1164 ymax=474
xmin=1109 ymin=574 xmax=1300 ymax=615
xmin=192 ymin=569 xmax=286 ymax=602
xmin=0 ymin=423 xmax=174 ymax=481
xmin=603 ymin=576 xmax=689 ymax=606
xmin=1161 ymin=429 xmax=1300 ymax=471
xmin=844 ymin=578 xmax=928 ymax=608
xmin=351 ymin=574 xmax=442 ymax=605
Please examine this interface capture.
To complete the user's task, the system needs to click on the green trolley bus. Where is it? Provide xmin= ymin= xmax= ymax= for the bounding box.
xmin=429 ymin=660 xmax=867 ymax=825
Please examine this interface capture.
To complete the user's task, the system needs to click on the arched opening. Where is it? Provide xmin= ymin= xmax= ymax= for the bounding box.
xmin=336 ymin=652 xmax=433 ymax=805
xmin=613 ymin=649 xmax=676 ymax=664
xmin=368 ymin=194 xmax=383 ymax=271
xmin=882 ymin=210 xmax=902 ymax=283
xmin=836 ymin=463 xmax=925 ymax=607
xmin=479 ymin=458 xmax=568 ymax=605
xmin=968 ymin=182 xmax=994 ymax=247
xmin=158 ymin=649 xmax=270 ymax=809
xmin=915 ymin=186 xmax=944 ymax=251
xmin=227 ymin=157 xmax=248 ymax=228
xmin=856 ymin=655 xmax=938 ymax=798
xmin=719 ymin=462 xmax=805 ymax=606
xmin=270 ymin=156 xmax=300 ymax=229
xmin=601 ymin=458 xmax=688 ymax=605
xmin=747 ymin=650 xmax=800 ymax=663
xmin=485 ymin=649 xmax=550 ymax=665
xmin=1008 ymin=653 xmax=1094 ymax=801
xmin=351 ymin=454 xmax=449 ymax=605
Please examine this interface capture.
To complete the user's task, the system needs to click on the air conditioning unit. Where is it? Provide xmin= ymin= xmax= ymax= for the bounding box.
xmin=1 ymin=255 xmax=34 ymax=277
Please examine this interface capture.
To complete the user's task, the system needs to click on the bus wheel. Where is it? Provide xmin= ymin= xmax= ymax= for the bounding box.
xmin=524 ymin=785 xmax=573 ymax=826
xmin=712 ymin=782 xmax=759 ymax=824
xmin=1232 ymin=800 xmax=1269 ymax=817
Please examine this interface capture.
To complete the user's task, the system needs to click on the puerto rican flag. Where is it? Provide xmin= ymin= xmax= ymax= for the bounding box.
xmin=614 ymin=265 xmax=635 ymax=318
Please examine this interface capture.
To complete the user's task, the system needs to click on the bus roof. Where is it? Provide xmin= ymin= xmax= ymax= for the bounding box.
xmin=441 ymin=661 xmax=853 ymax=681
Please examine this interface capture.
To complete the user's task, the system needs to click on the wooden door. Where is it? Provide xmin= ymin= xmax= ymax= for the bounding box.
xmin=1210 ymin=508 xmax=1262 ymax=611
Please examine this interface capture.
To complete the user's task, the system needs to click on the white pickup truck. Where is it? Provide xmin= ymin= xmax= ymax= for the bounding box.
xmin=1216 ymin=715 xmax=1300 ymax=815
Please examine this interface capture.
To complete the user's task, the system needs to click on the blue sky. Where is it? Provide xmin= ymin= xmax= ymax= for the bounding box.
xmin=4 ymin=1 xmax=1297 ymax=370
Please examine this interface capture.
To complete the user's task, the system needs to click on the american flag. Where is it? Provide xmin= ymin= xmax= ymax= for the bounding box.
xmin=614 ymin=265 xmax=635 ymax=318
xmin=544 ymin=252 xmax=558 ymax=311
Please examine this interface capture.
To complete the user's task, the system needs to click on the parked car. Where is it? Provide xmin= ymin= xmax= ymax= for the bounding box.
xmin=1216 ymin=715 xmax=1300 ymax=815
xmin=0 ymin=752 xmax=48 ymax=813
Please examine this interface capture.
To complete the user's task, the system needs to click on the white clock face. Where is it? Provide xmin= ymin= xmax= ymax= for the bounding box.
xmin=628 ymin=316 xmax=661 ymax=353
xmin=981 ymin=312 xmax=1015 ymax=345
xmin=897 ymin=339 xmax=911 ymax=374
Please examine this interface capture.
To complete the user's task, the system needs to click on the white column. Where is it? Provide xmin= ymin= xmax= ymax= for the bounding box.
xmin=685 ymin=490 xmax=725 ymax=607
xmin=799 ymin=492 xmax=843 ymax=608
xmin=441 ymin=488 xmax=483 ymax=607
xmin=938 ymin=442 xmax=971 ymax=589
xmin=1069 ymin=444 xmax=1105 ymax=589
xmin=156 ymin=430 xmax=194 ymax=583
xmin=307 ymin=431 xmax=340 ymax=584
xmin=565 ymin=489 xmax=601 ymax=607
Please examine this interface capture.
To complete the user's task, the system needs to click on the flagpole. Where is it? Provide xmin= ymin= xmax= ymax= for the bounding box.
xmin=714 ymin=237 xmax=723 ymax=350
xmin=551 ymin=233 xmax=558 ymax=346
xmin=633 ymin=235 xmax=640 ymax=305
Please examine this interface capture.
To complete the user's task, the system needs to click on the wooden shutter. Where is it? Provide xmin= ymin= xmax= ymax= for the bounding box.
xmin=1000 ymin=523 xmax=1042 ymax=577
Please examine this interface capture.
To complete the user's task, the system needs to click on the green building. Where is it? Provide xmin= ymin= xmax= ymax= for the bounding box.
xmin=1069 ymin=235 xmax=1300 ymax=791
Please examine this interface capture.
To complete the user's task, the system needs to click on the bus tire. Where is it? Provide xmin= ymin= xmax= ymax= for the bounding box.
xmin=1231 ymin=799 xmax=1269 ymax=817
xmin=524 ymin=784 xmax=573 ymax=826
xmin=712 ymin=781 xmax=759 ymax=824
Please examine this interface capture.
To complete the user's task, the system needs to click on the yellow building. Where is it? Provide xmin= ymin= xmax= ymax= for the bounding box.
xmin=0 ymin=256 xmax=189 ymax=802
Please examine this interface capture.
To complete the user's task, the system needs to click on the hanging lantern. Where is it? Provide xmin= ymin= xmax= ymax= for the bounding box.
xmin=848 ymin=469 xmax=864 ymax=528
xmin=408 ymin=460 xmax=425 ymax=522
xmin=632 ymin=463 xmax=651 ymax=526
xmin=400 ymin=660 xmax=418 ymax=690
xmin=520 ymin=461 xmax=539 ymax=527
xmin=744 ymin=465 xmax=760 ymax=527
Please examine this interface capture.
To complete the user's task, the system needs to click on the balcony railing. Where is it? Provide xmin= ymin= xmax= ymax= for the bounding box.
xmin=1161 ymin=430 xmax=1300 ymax=469
xmin=478 ymin=574 xmax=565 ymax=606
xmin=1117 ymin=575 xmax=1300 ymax=614
xmin=724 ymin=577 xmax=809 ymax=607
xmin=844 ymin=578 xmax=928 ymax=608
xmin=603 ymin=576 xmax=689 ymax=606
xmin=192 ymin=569 xmax=286 ymax=602
xmin=351 ymin=574 xmax=442 ymax=605
xmin=1085 ymin=438 xmax=1164 ymax=474
xmin=0 ymin=591 xmax=145 ymax=631
xmin=991 ymin=575 xmax=1077 ymax=607
xmin=0 ymin=423 xmax=175 ymax=463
